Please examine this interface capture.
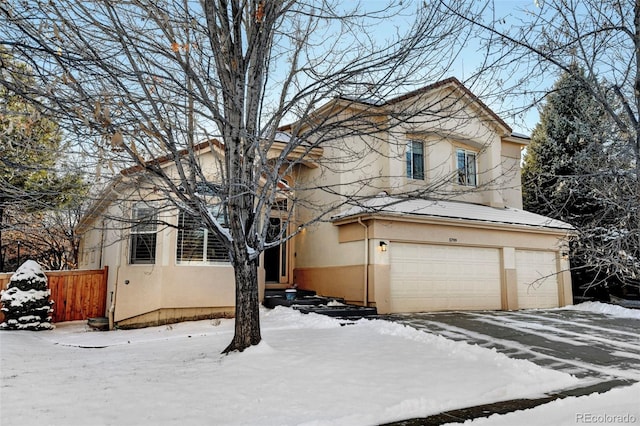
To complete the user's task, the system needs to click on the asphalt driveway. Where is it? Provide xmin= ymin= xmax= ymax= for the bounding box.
xmin=381 ymin=308 xmax=640 ymax=425
xmin=384 ymin=308 xmax=640 ymax=386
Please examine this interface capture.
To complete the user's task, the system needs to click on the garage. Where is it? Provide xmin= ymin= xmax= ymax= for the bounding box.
xmin=389 ymin=243 xmax=502 ymax=312
xmin=515 ymin=250 xmax=560 ymax=309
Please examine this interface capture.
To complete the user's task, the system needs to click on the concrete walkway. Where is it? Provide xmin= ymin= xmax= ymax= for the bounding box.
xmin=382 ymin=309 xmax=640 ymax=425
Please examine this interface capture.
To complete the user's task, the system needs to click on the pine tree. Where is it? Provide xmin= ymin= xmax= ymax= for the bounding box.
xmin=523 ymin=66 xmax=606 ymax=221
xmin=1 ymin=50 xmax=87 ymax=271
xmin=522 ymin=66 xmax=627 ymax=298
xmin=1 ymin=260 xmax=54 ymax=330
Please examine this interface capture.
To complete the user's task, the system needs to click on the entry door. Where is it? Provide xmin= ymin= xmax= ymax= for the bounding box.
xmin=264 ymin=218 xmax=288 ymax=283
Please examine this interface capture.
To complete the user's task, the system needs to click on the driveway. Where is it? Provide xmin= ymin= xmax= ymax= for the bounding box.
xmin=384 ymin=309 xmax=640 ymax=387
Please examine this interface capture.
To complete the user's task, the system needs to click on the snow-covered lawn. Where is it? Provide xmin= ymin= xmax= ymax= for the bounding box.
xmin=448 ymin=381 xmax=640 ymax=426
xmin=0 ymin=303 xmax=638 ymax=426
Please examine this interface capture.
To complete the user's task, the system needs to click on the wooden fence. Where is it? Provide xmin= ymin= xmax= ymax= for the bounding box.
xmin=0 ymin=267 xmax=108 ymax=323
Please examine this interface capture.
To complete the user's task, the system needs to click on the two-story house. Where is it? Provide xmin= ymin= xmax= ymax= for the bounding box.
xmin=77 ymin=77 xmax=573 ymax=328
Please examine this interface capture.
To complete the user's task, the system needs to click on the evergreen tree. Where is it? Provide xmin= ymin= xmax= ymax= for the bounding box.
xmin=522 ymin=66 xmax=629 ymax=298
xmin=1 ymin=260 xmax=54 ymax=330
xmin=0 ymin=50 xmax=87 ymax=271
xmin=523 ymin=66 xmax=606 ymax=222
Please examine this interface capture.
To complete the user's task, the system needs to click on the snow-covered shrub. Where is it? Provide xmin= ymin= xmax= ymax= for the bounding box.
xmin=1 ymin=260 xmax=54 ymax=330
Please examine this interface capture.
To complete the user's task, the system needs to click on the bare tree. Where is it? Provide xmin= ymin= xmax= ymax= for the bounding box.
xmin=440 ymin=0 xmax=640 ymax=295
xmin=1 ymin=50 xmax=87 ymax=271
xmin=1 ymin=0 xmax=496 ymax=352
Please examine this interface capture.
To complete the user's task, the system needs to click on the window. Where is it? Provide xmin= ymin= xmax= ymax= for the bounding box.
xmin=456 ymin=148 xmax=477 ymax=186
xmin=176 ymin=211 xmax=230 ymax=263
xmin=406 ymin=140 xmax=424 ymax=180
xmin=130 ymin=205 xmax=157 ymax=264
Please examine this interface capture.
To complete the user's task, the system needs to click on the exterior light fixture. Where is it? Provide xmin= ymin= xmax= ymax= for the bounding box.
xmin=379 ymin=241 xmax=388 ymax=252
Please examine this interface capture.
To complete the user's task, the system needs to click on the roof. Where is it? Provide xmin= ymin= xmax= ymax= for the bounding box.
xmin=76 ymin=137 xmax=294 ymax=233
xmin=281 ymin=77 xmax=514 ymax=137
xmin=384 ymin=77 xmax=512 ymax=134
xmin=331 ymin=196 xmax=573 ymax=232
xmin=121 ymin=139 xmax=222 ymax=176
xmin=342 ymin=77 xmax=512 ymax=134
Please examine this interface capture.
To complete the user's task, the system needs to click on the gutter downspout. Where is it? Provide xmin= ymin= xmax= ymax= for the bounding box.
xmin=108 ymin=224 xmax=124 ymax=331
xmin=108 ymin=270 xmax=119 ymax=330
xmin=357 ymin=217 xmax=368 ymax=307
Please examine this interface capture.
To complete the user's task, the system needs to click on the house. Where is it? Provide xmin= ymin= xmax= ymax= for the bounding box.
xmin=77 ymin=77 xmax=573 ymax=328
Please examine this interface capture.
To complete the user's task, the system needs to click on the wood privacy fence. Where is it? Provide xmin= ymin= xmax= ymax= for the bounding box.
xmin=0 ymin=267 xmax=108 ymax=323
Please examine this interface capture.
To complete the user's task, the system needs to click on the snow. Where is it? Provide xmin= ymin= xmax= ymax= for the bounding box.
xmin=1 ymin=260 xmax=54 ymax=330
xmin=331 ymin=195 xmax=573 ymax=230
xmin=0 ymin=304 xmax=638 ymax=425
xmin=449 ymin=382 xmax=640 ymax=426
xmin=0 ymin=289 xmax=51 ymax=307
xmin=8 ymin=259 xmax=46 ymax=283
xmin=563 ymin=301 xmax=640 ymax=319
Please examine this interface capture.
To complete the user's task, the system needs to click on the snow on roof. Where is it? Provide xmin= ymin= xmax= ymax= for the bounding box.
xmin=510 ymin=131 xmax=531 ymax=139
xmin=273 ymin=130 xmax=315 ymax=147
xmin=273 ymin=131 xmax=294 ymax=143
xmin=332 ymin=196 xmax=574 ymax=231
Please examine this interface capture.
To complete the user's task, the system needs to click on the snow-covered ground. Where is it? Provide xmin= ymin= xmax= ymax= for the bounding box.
xmin=0 ymin=303 xmax=638 ymax=426
xmin=447 ymin=381 xmax=640 ymax=426
xmin=563 ymin=300 xmax=640 ymax=319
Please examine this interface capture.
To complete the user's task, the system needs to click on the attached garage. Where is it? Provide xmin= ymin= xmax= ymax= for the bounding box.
xmin=516 ymin=250 xmax=560 ymax=309
xmin=390 ymin=243 xmax=502 ymax=312
xmin=327 ymin=196 xmax=574 ymax=314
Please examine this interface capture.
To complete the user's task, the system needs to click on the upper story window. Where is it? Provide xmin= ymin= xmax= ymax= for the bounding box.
xmin=129 ymin=205 xmax=157 ymax=264
xmin=406 ymin=140 xmax=424 ymax=180
xmin=176 ymin=210 xmax=230 ymax=264
xmin=456 ymin=148 xmax=477 ymax=186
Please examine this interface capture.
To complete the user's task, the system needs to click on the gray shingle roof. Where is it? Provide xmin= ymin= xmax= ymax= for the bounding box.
xmin=332 ymin=196 xmax=573 ymax=231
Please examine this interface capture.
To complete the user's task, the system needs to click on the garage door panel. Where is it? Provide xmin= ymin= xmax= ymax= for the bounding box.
xmin=516 ymin=250 xmax=559 ymax=309
xmin=390 ymin=243 xmax=501 ymax=312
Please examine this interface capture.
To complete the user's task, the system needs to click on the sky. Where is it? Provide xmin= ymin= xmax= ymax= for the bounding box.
xmin=345 ymin=0 xmax=548 ymax=135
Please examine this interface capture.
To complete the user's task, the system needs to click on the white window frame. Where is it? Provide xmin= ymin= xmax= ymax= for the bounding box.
xmin=176 ymin=207 xmax=230 ymax=265
xmin=456 ymin=148 xmax=477 ymax=186
xmin=406 ymin=140 xmax=425 ymax=180
xmin=129 ymin=204 xmax=157 ymax=265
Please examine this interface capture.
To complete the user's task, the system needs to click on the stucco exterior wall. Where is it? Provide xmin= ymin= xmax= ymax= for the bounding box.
xmin=77 ymin=78 xmax=541 ymax=322
xmin=104 ymin=207 xmax=266 ymax=325
xmin=76 ymin=147 xmax=270 ymax=327
xmin=293 ymin=84 xmax=522 ymax=225
xmin=294 ymin=217 xmax=572 ymax=313
xmin=500 ymin=141 xmax=525 ymax=209
xmin=289 ymin=82 xmax=543 ymax=313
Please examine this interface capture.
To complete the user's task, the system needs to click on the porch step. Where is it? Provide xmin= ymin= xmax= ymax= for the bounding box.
xmin=293 ymin=304 xmax=378 ymax=319
xmin=263 ymin=289 xmax=377 ymax=319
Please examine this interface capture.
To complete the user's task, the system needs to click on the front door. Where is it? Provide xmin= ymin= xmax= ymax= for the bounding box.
xmin=264 ymin=217 xmax=287 ymax=283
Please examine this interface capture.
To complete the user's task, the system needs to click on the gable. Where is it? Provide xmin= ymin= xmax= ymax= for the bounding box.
xmin=386 ymin=77 xmax=512 ymax=137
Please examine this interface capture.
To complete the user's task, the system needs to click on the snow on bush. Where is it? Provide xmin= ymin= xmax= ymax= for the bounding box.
xmin=1 ymin=260 xmax=54 ymax=330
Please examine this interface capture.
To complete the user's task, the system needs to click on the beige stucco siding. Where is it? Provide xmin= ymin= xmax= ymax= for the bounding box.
xmin=294 ymin=223 xmax=363 ymax=268
xmin=294 ymin=216 xmax=572 ymax=314
xmin=77 ymin=78 xmax=541 ymax=324
xmin=76 ymin=148 xmax=266 ymax=326
xmin=113 ymin=264 xmax=236 ymax=322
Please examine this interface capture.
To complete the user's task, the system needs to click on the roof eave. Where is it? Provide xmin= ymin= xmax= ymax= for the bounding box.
xmin=332 ymin=211 xmax=575 ymax=236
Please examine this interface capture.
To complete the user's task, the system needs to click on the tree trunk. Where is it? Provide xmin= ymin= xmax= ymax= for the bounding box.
xmin=223 ymin=255 xmax=261 ymax=354
xmin=0 ymin=206 xmax=4 ymax=272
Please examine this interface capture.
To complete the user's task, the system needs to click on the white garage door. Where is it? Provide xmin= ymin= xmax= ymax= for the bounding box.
xmin=390 ymin=243 xmax=502 ymax=312
xmin=515 ymin=250 xmax=559 ymax=309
